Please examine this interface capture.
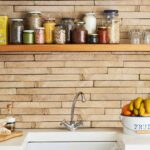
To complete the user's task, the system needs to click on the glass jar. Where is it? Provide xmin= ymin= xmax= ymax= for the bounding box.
xmin=104 ymin=10 xmax=120 ymax=44
xmin=54 ymin=24 xmax=66 ymax=44
xmin=98 ymin=26 xmax=109 ymax=44
xmin=44 ymin=18 xmax=56 ymax=44
xmin=83 ymin=13 xmax=96 ymax=34
xmin=9 ymin=19 xmax=24 ymax=44
xmin=88 ymin=34 xmax=98 ymax=44
xmin=26 ymin=11 xmax=42 ymax=30
xmin=35 ymin=27 xmax=45 ymax=44
xmin=6 ymin=117 xmax=15 ymax=132
xmin=129 ymin=29 xmax=142 ymax=44
xmin=143 ymin=30 xmax=150 ymax=44
xmin=72 ymin=21 xmax=88 ymax=44
xmin=61 ymin=18 xmax=74 ymax=43
xmin=23 ymin=30 xmax=34 ymax=44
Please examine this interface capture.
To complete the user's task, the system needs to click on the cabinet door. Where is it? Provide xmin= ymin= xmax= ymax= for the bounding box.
xmin=26 ymin=142 xmax=119 ymax=150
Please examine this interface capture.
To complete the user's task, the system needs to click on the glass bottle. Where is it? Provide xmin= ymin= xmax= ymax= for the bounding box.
xmin=26 ymin=11 xmax=42 ymax=30
xmin=61 ymin=18 xmax=74 ymax=43
xmin=43 ymin=18 xmax=56 ymax=44
xmin=9 ymin=19 xmax=24 ymax=44
xmin=5 ymin=104 xmax=15 ymax=132
xmin=104 ymin=10 xmax=120 ymax=44
xmin=54 ymin=24 xmax=66 ymax=44
xmin=72 ymin=21 xmax=88 ymax=44
xmin=83 ymin=12 xmax=96 ymax=34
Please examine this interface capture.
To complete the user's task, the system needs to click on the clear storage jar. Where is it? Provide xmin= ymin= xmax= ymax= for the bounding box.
xmin=35 ymin=27 xmax=45 ymax=44
xmin=129 ymin=29 xmax=142 ymax=44
xmin=9 ymin=19 xmax=24 ymax=44
xmin=44 ymin=18 xmax=56 ymax=44
xmin=61 ymin=18 xmax=74 ymax=43
xmin=54 ymin=24 xmax=66 ymax=44
xmin=26 ymin=11 xmax=42 ymax=30
xmin=72 ymin=21 xmax=88 ymax=44
xmin=104 ymin=10 xmax=120 ymax=44
xmin=83 ymin=12 xmax=96 ymax=34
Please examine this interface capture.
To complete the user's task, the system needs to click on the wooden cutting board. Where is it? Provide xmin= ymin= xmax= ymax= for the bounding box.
xmin=0 ymin=131 xmax=23 ymax=142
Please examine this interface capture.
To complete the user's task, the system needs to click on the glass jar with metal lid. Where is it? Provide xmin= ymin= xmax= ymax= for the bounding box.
xmin=43 ymin=18 xmax=56 ymax=44
xmin=26 ymin=11 xmax=42 ymax=30
xmin=54 ymin=24 xmax=66 ymax=44
xmin=88 ymin=34 xmax=98 ymax=44
xmin=72 ymin=21 xmax=88 ymax=44
xmin=61 ymin=18 xmax=74 ymax=43
xmin=9 ymin=19 xmax=24 ymax=44
xmin=23 ymin=30 xmax=34 ymax=44
xmin=98 ymin=26 xmax=109 ymax=44
xmin=103 ymin=10 xmax=120 ymax=44
xmin=35 ymin=27 xmax=45 ymax=44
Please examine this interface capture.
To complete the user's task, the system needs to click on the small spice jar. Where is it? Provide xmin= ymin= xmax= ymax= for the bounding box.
xmin=88 ymin=34 xmax=98 ymax=44
xmin=35 ymin=27 xmax=45 ymax=44
xmin=43 ymin=18 xmax=56 ymax=44
xmin=23 ymin=30 xmax=34 ymax=44
xmin=98 ymin=26 xmax=109 ymax=44
xmin=61 ymin=18 xmax=74 ymax=43
xmin=9 ymin=19 xmax=24 ymax=44
xmin=26 ymin=11 xmax=42 ymax=30
xmin=54 ymin=24 xmax=66 ymax=44
xmin=72 ymin=21 xmax=88 ymax=44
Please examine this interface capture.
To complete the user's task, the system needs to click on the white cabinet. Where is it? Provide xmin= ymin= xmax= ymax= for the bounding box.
xmin=27 ymin=142 xmax=119 ymax=150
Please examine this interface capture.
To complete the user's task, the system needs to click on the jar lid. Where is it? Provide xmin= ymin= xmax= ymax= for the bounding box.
xmin=89 ymin=33 xmax=98 ymax=36
xmin=62 ymin=17 xmax=74 ymax=20
xmin=84 ymin=12 xmax=96 ymax=16
xmin=35 ymin=27 xmax=45 ymax=30
xmin=98 ymin=26 xmax=107 ymax=29
xmin=29 ymin=11 xmax=41 ymax=14
xmin=23 ymin=30 xmax=34 ymax=33
xmin=45 ymin=17 xmax=56 ymax=21
xmin=11 ymin=19 xmax=23 ymax=22
xmin=75 ymin=21 xmax=85 ymax=24
xmin=104 ymin=10 xmax=119 ymax=15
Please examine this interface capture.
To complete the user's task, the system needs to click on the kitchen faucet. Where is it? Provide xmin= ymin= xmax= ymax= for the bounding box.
xmin=60 ymin=91 xmax=86 ymax=131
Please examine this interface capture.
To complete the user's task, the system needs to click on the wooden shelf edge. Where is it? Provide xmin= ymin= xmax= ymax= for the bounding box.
xmin=0 ymin=44 xmax=150 ymax=52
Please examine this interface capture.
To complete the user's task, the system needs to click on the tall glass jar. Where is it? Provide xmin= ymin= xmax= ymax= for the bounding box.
xmin=72 ymin=21 xmax=88 ymax=44
xmin=9 ymin=19 xmax=24 ymax=44
xmin=43 ymin=18 xmax=56 ymax=44
xmin=54 ymin=24 xmax=66 ymax=44
xmin=26 ymin=11 xmax=42 ymax=30
xmin=83 ymin=13 xmax=96 ymax=34
xmin=104 ymin=10 xmax=120 ymax=44
xmin=61 ymin=18 xmax=74 ymax=43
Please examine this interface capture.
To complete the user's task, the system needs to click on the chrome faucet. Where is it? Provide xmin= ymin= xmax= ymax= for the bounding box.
xmin=60 ymin=91 xmax=86 ymax=131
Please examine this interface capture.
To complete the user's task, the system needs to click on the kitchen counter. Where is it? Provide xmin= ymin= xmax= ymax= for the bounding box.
xmin=1 ymin=128 xmax=150 ymax=150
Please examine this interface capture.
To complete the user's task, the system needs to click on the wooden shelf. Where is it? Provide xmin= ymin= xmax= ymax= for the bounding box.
xmin=0 ymin=44 xmax=150 ymax=52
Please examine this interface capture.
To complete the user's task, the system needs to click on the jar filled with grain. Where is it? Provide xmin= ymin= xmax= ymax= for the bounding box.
xmin=43 ymin=18 xmax=56 ymax=44
xmin=54 ymin=24 xmax=66 ymax=44
xmin=104 ymin=10 xmax=120 ymax=44
xmin=26 ymin=11 xmax=42 ymax=30
xmin=61 ymin=18 xmax=74 ymax=43
xmin=9 ymin=19 xmax=24 ymax=44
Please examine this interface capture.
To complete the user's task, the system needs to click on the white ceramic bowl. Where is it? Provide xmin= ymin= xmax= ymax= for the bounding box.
xmin=121 ymin=115 xmax=150 ymax=135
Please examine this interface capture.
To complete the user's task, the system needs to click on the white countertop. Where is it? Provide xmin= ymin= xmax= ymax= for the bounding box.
xmin=1 ymin=128 xmax=150 ymax=150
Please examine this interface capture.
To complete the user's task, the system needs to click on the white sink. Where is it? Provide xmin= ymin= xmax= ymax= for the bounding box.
xmin=26 ymin=131 xmax=120 ymax=150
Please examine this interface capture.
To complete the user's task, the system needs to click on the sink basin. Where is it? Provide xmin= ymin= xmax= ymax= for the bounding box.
xmin=26 ymin=130 xmax=120 ymax=150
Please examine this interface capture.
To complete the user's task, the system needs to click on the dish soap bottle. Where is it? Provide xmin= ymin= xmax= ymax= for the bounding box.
xmin=5 ymin=104 xmax=15 ymax=132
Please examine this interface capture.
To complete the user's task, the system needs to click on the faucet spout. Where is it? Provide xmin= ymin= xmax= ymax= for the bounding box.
xmin=60 ymin=91 xmax=86 ymax=131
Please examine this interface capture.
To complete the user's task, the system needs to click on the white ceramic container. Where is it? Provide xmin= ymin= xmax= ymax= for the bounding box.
xmin=121 ymin=115 xmax=150 ymax=135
